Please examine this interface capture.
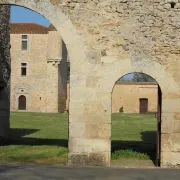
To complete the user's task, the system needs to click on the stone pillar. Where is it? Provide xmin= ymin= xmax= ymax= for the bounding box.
xmin=161 ymin=97 xmax=180 ymax=167
xmin=0 ymin=5 xmax=10 ymax=141
xmin=47 ymin=25 xmax=67 ymax=113
xmin=68 ymin=73 xmax=111 ymax=166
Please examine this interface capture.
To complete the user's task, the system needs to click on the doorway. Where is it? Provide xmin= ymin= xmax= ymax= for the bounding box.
xmin=18 ymin=95 xmax=26 ymax=110
xmin=111 ymin=72 xmax=161 ymax=167
xmin=139 ymin=98 xmax=148 ymax=114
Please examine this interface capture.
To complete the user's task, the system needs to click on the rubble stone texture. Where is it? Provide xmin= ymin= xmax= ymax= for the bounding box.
xmin=0 ymin=0 xmax=180 ymax=167
xmin=0 ymin=5 xmax=10 ymax=140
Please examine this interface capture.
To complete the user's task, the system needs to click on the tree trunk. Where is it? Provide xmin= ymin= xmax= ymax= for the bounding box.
xmin=0 ymin=5 xmax=10 ymax=143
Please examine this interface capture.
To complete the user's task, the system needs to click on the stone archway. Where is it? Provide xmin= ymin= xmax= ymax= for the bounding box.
xmin=0 ymin=0 xmax=180 ymax=168
xmin=100 ymin=58 xmax=180 ymax=167
xmin=0 ymin=0 xmax=87 ymax=166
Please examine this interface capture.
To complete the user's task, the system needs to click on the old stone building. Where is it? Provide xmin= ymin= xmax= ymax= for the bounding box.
xmin=112 ymin=82 xmax=158 ymax=113
xmin=10 ymin=23 xmax=67 ymax=112
xmin=1 ymin=0 xmax=180 ymax=168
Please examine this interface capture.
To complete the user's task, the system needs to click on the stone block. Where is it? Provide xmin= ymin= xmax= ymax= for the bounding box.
xmin=161 ymin=151 xmax=180 ymax=167
xmin=69 ymin=137 xmax=93 ymax=153
xmin=161 ymin=113 xmax=174 ymax=133
xmin=85 ymin=123 xmax=111 ymax=139
xmin=161 ymin=133 xmax=180 ymax=152
xmin=174 ymin=113 xmax=180 ymax=121
xmin=92 ymin=139 xmax=110 ymax=152
xmin=69 ymin=122 xmax=86 ymax=138
xmin=162 ymin=99 xmax=180 ymax=113
xmin=69 ymin=114 xmax=111 ymax=124
xmin=68 ymin=152 xmax=110 ymax=167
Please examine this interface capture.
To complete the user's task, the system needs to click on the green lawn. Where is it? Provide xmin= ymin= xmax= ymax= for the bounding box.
xmin=0 ymin=112 xmax=157 ymax=165
xmin=111 ymin=113 xmax=157 ymax=160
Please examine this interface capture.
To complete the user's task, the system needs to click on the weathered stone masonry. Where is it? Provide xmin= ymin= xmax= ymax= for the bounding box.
xmin=1 ymin=0 xmax=180 ymax=167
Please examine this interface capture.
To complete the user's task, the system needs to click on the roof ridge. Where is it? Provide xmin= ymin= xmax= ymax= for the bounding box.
xmin=11 ymin=22 xmax=49 ymax=28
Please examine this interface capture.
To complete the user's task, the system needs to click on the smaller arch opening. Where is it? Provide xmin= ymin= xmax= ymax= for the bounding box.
xmin=111 ymin=72 xmax=162 ymax=167
xmin=18 ymin=95 xmax=26 ymax=110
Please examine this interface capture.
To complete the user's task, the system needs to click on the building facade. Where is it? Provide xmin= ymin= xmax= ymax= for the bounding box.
xmin=112 ymin=82 xmax=158 ymax=113
xmin=10 ymin=23 xmax=67 ymax=113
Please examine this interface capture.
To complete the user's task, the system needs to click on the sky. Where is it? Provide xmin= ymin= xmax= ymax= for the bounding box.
xmin=10 ymin=5 xmax=50 ymax=27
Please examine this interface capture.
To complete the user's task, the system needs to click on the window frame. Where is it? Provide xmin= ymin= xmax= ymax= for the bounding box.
xmin=21 ymin=63 xmax=27 ymax=77
xmin=21 ymin=34 xmax=28 ymax=51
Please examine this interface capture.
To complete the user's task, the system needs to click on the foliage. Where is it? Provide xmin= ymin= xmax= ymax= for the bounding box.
xmin=132 ymin=73 xmax=156 ymax=82
xmin=111 ymin=149 xmax=150 ymax=160
xmin=118 ymin=73 xmax=156 ymax=83
xmin=119 ymin=107 xmax=124 ymax=113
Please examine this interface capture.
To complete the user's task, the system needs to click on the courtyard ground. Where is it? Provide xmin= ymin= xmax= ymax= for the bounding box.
xmin=0 ymin=112 xmax=157 ymax=165
xmin=0 ymin=164 xmax=180 ymax=180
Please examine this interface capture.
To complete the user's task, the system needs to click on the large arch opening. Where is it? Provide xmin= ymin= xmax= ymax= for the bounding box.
xmin=111 ymin=72 xmax=162 ymax=167
xmin=0 ymin=4 xmax=70 ymax=165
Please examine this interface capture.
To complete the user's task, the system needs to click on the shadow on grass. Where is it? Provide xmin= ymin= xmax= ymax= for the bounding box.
xmin=111 ymin=131 xmax=157 ymax=164
xmin=6 ymin=128 xmax=68 ymax=147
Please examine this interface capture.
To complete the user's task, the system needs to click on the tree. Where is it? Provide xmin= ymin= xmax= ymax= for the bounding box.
xmin=0 ymin=5 xmax=11 ymax=142
xmin=132 ymin=72 xmax=155 ymax=82
xmin=0 ymin=5 xmax=11 ymax=88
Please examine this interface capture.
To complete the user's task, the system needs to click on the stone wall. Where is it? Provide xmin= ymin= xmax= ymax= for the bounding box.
xmin=1 ymin=0 xmax=180 ymax=167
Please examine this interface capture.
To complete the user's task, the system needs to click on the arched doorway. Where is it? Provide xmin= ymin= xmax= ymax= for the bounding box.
xmin=18 ymin=95 xmax=26 ymax=110
xmin=111 ymin=72 xmax=162 ymax=167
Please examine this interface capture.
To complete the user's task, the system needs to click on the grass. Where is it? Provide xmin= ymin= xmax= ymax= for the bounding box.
xmin=111 ymin=113 xmax=157 ymax=160
xmin=0 ymin=112 xmax=157 ymax=164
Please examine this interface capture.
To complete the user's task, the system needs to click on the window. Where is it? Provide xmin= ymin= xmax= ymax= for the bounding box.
xmin=21 ymin=63 xmax=27 ymax=76
xmin=18 ymin=95 xmax=26 ymax=110
xmin=22 ymin=35 xmax=28 ymax=50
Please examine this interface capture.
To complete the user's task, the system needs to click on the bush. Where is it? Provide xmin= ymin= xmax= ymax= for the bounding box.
xmin=119 ymin=107 xmax=124 ymax=113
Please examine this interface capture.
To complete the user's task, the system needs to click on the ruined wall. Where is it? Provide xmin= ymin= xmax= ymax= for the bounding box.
xmin=1 ymin=0 xmax=180 ymax=167
xmin=0 ymin=5 xmax=10 ymax=140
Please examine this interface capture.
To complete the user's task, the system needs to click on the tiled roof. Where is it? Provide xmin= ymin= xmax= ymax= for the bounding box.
xmin=10 ymin=23 xmax=55 ymax=34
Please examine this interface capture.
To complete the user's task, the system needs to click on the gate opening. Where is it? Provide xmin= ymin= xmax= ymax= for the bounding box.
xmin=111 ymin=72 xmax=161 ymax=167
xmin=0 ymin=5 xmax=69 ymax=165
